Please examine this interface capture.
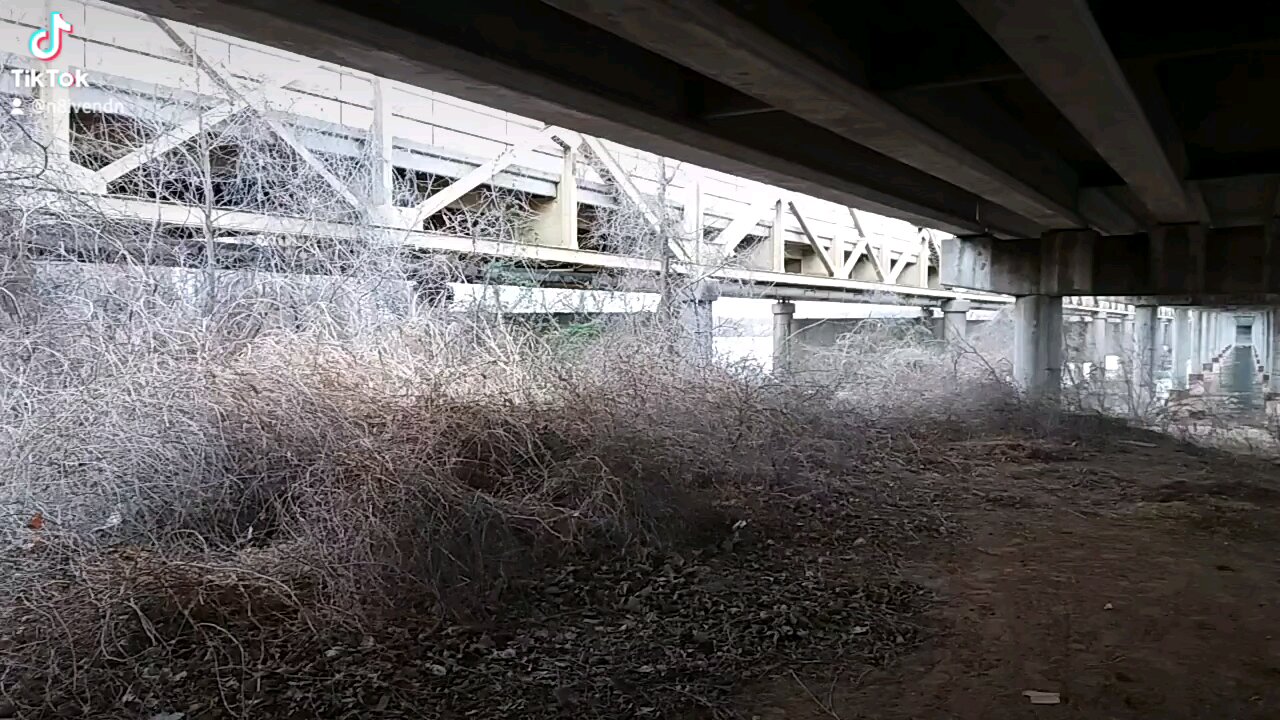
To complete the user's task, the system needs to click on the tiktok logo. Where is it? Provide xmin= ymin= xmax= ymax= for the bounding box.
xmin=29 ymin=12 xmax=75 ymax=62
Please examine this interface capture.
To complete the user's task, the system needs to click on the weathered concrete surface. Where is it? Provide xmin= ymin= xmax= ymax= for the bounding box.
xmin=109 ymin=0 xmax=1280 ymax=260
xmin=1013 ymin=295 xmax=1062 ymax=398
xmin=943 ymin=227 xmax=1280 ymax=302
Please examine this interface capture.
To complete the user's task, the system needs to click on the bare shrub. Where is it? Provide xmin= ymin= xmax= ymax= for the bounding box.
xmin=0 ymin=82 xmax=1039 ymax=717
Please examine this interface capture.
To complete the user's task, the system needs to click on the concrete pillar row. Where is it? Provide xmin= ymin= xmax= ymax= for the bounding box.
xmin=1013 ymin=295 xmax=1063 ymax=401
xmin=771 ymin=301 xmax=795 ymax=375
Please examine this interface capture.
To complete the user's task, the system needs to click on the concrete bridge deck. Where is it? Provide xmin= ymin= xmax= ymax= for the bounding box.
xmin=100 ymin=0 xmax=1280 ymax=246
xmin=4 ymin=0 xmax=1269 ymax=396
xmin=3 ymin=0 xmax=1151 ymax=319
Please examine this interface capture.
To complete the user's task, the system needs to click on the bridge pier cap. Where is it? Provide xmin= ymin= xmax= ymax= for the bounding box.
xmin=941 ymin=228 xmax=1280 ymax=304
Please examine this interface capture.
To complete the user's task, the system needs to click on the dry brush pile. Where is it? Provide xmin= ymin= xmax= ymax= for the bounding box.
xmin=1 ymin=87 xmax=1235 ymax=718
xmin=0 ymin=111 xmax=1029 ymax=714
xmin=0 ymin=273 xmax=1033 ymax=718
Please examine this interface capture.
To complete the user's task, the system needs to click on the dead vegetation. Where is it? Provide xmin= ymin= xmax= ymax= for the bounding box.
xmin=3 ymin=84 xmax=1277 ymax=720
xmin=0 ymin=286 xmax=1031 ymax=718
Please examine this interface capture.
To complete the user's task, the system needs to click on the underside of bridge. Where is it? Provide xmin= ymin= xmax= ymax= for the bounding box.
xmin=107 ymin=0 xmax=1280 ymax=395
xmin=108 ymin=0 xmax=1280 ymax=246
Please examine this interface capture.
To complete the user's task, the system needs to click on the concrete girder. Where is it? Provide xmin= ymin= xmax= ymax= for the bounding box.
xmin=942 ymin=225 xmax=1280 ymax=300
xmin=543 ymin=0 xmax=1086 ymax=231
xmin=109 ymin=0 xmax=1040 ymax=239
xmin=958 ymin=0 xmax=1196 ymax=224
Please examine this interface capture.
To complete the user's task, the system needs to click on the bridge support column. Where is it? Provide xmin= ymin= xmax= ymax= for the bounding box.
xmin=1252 ymin=314 xmax=1265 ymax=377
xmin=1130 ymin=306 xmax=1160 ymax=401
xmin=1171 ymin=308 xmax=1191 ymax=391
xmin=1259 ymin=312 xmax=1271 ymax=375
xmin=935 ymin=299 xmax=970 ymax=344
xmin=1201 ymin=312 xmax=1216 ymax=371
xmin=1189 ymin=310 xmax=1204 ymax=381
xmin=530 ymin=146 xmax=580 ymax=248
xmin=1090 ymin=313 xmax=1108 ymax=379
xmin=1269 ymin=310 xmax=1280 ymax=417
xmin=674 ymin=280 xmax=718 ymax=363
xmin=1265 ymin=310 xmax=1276 ymax=381
xmin=771 ymin=301 xmax=795 ymax=374
xmin=1013 ymin=295 xmax=1062 ymax=401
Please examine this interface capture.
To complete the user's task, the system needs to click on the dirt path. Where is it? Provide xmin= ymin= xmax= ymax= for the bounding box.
xmin=743 ymin=439 xmax=1280 ymax=719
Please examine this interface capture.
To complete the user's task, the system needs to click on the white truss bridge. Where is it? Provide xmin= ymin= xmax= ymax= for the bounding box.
xmin=0 ymin=0 xmax=1166 ymax=319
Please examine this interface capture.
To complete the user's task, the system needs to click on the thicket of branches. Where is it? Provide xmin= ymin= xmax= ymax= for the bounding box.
xmin=3 ymin=82 xmax=1240 ymax=717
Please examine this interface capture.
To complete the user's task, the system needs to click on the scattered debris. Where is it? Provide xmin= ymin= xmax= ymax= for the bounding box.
xmin=1023 ymin=690 xmax=1062 ymax=705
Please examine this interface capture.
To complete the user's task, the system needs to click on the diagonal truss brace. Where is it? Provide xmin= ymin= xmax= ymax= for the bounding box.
xmin=412 ymin=124 xmax=561 ymax=219
xmin=788 ymin=199 xmax=835 ymax=276
xmin=848 ymin=207 xmax=886 ymax=281
xmin=572 ymin=133 xmax=690 ymax=262
xmin=150 ymin=18 xmax=363 ymax=210
xmin=95 ymin=67 xmax=315 ymax=185
xmin=713 ymin=193 xmax=782 ymax=253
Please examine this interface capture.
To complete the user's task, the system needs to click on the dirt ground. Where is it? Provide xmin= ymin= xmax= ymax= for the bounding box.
xmin=9 ymin=422 xmax=1280 ymax=719
xmin=743 ymin=432 xmax=1280 ymax=719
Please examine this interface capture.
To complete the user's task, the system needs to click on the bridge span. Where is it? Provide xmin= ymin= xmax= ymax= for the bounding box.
xmin=5 ymin=0 xmax=1280 ymax=404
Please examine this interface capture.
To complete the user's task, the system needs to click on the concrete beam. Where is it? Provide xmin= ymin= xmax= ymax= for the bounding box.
xmin=942 ymin=225 xmax=1280 ymax=300
xmin=545 ymin=0 xmax=1084 ymax=231
xmin=110 ymin=0 xmax=1039 ymax=239
xmin=958 ymin=0 xmax=1194 ymax=224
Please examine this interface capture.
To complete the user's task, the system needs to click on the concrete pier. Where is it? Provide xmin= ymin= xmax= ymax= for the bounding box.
xmin=1171 ymin=308 xmax=1191 ymax=390
xmin=675 ymin=280 xmax=719 ymax=362
xmin=1090 ymin=313 xmax=1108 ymax=378
xmin=1131 ymin=306 xmax=1160 ymax=398
xmin=1270 ymin=310 xmax=1280 ymax=394
xmin=1013 ymin=295 xmax=1062 ymax=399
xmin=937 ymin=299 xmax=971 ymax=345
xmin=771 ymin=301 xmax=795 ymax=374
xmin=1189 ymin=310 xmax=1204 ymax=380
xmin=1203 ymin=312 xmax=1218 ymax=371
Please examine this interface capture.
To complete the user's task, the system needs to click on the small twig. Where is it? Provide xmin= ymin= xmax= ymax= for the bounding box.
xmin=789 ymin=669 xmax=842 ymax=720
